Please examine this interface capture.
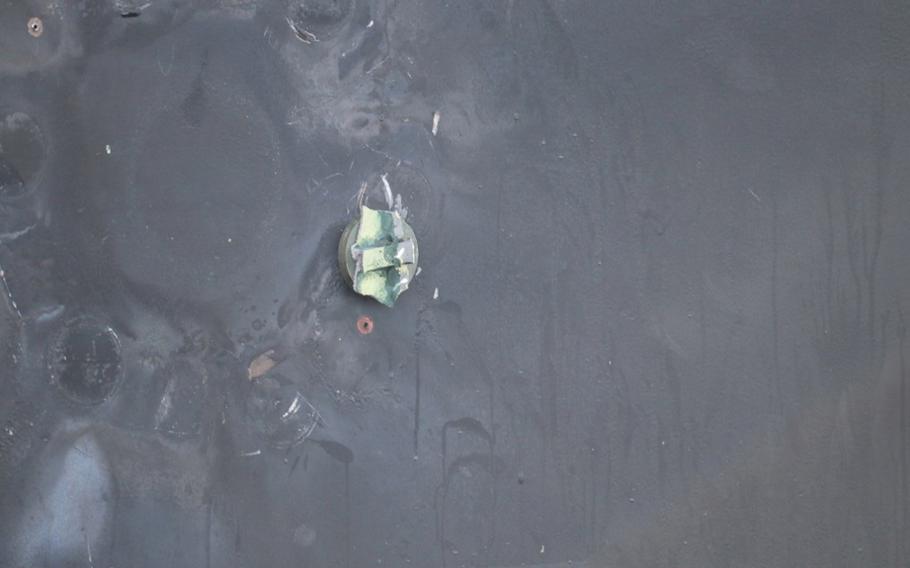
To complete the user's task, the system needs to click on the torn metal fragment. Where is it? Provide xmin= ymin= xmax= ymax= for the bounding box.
xmin=338 ymin=205 xmax=419 ymax=307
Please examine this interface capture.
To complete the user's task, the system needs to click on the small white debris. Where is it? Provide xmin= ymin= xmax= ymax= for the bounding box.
xmin=282 ymin=395 xmax=301 ymax=420
xmin=394 ymin=193 xmax=408 ymax=219
xmin=433 ymin=287 xmax=439 ymax=300
xmin=241 ymin=449 xmax=262 ymax=457
xmin=540 ymin=544 xmax=545 ymax=554
xmin=431 ymin=111 xmax=441 ymax=136
xmin=380 ymin=173 xmax=394 ymax=208
xmin=355 ymin=180 xmax=369 ymax=208
xmin=105 ymin=144 xmax=111 ymax=155
xmin=227 ymin=237 xmax=232 ymax=243
xmin=393 ymin=276 xmax=410 ymax=292
xmin=367 ymin=19 xmax=374 ymax=28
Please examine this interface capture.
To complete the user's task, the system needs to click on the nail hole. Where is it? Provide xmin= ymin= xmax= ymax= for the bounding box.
xmin=27 ymin=17 xmax=43 ymax=37
xmin=356 ymin=315 xmax=373 ymax=335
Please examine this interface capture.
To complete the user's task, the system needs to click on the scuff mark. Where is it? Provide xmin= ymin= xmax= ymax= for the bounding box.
xmin=354 ymin=181 xmax=368 ymax=209
xmin=282 ymin=395 xmax=301 ymax=421
xmin=286 ymin=17 xmax=319 ymax=44
xmin=0 ymin=224 xmax=35 ymax=244
xmin=119 ymin=1 xmax=150 ymax=17
xmin=0 ymin=265 xmax=21 ymax=319
xmin=381 ymin=173 xmax=394 ymax=209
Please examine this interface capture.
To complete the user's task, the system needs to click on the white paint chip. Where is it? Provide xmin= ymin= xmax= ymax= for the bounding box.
xmin=433 ymin=287 xmax=439 ymax=299
xmin=367 ymin=19 xmax=374 ymax=28
xmin=431 ymin=111 xmax=441 ymax=136
xmin=105 ymin=144 xmax=111 ymax=155
xmin=381 ymin=173 xmax=393 ymax=208
xmin=282 ymin=395 xmax=301 ymax=420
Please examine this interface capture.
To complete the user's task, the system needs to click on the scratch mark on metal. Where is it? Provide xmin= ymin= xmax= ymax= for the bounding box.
xmin=286 ymin=17 xmax=318 ymax=44
xmin=282 ymin=395 xmax=301 ymax=420
xmin=381 ymin=173 xmax=394 ymax=209
xmin=0 ymin=224 xmax=35 ymax=244
xmin=0 ymin=265 xmax=21 ymax=319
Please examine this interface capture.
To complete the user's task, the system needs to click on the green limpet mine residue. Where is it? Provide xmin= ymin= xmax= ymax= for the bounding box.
xmin=339 ymin=205 xmax=418 ymax=307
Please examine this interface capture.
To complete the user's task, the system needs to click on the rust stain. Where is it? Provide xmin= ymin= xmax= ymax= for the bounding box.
xmin=357 ymin=315 xmax=374 ymax=335
xmin=248 ymin=349 xmax=277 ymax=380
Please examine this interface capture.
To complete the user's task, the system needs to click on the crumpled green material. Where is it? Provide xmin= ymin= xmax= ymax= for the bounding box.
xmin=350 ymin=206 xmax=417 ymax=306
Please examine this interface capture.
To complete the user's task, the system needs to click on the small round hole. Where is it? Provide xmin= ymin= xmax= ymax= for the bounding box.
xmin=356 ymin=315 xmax=373 ymax=335
xmin=27 ymin=17 xmax=43 ymax=38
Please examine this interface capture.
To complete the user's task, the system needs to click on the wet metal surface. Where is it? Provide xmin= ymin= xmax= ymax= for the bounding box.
xmin=1 ymin=1 xmax=910 ymax=567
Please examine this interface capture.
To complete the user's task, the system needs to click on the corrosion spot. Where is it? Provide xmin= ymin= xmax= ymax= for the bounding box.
xmin=27 ymin=17 xmax=43 ymax=38
xmin=356 ymin=315 xmax=374 ymax=335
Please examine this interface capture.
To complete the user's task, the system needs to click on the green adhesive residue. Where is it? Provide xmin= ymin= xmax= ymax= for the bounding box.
xmin=341 ymin=205 xmax=418 ymax=307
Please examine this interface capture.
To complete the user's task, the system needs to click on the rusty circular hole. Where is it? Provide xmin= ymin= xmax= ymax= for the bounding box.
xmin=356 ymin=315 xmax=374 ymax=335
xmin=27 ymin=17 xmax=43 ymax=37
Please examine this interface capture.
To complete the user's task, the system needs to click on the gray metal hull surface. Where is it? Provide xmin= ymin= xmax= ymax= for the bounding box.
xmin=0 ymin=1 xmax=908 ymax=567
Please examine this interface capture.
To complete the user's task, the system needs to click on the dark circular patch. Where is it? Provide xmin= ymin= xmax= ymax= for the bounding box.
xmin=49 ymin=320 xmax=123 ymax=405
xmin=288 ymin=0 xmax=352 ymax=36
